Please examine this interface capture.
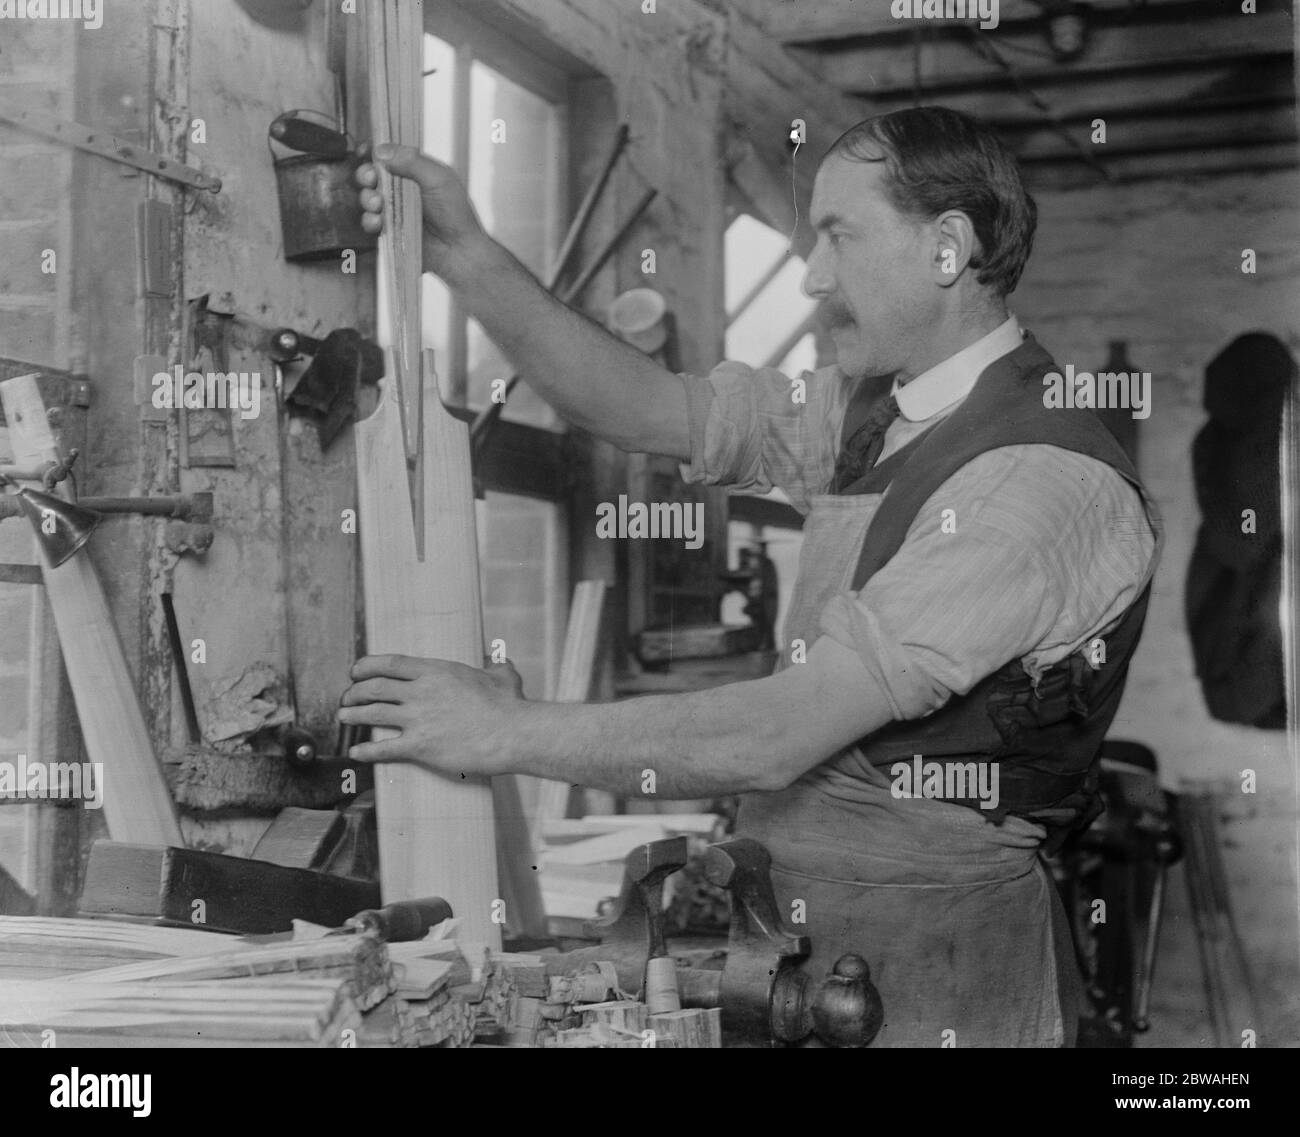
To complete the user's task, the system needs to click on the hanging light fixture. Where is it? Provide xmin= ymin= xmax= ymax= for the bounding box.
xmin=1 ymin=478 xmax=101 ymax=567
xmin=1045 ymin=1 xmax=1091 ymax=62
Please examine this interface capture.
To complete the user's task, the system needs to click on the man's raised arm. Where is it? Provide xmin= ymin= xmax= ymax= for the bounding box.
xmin=357 ymin=144 xmax=691 ymax=460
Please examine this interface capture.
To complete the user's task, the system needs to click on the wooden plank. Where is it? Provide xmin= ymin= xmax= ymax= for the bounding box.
xmin=0 ymin=978 xmax=359 ymax=1047
xmin=543 ymin=814 xmax=721 ymax=840
xmin=492 ymin=774 xmax=549 ymax=940
xmin=78 ymin=840 xmax=380 ymax=934
xmin=542 ymin=825 xmax=667 ymax=867
xmin=361 ymin=0 xmax=500 ymax=946
xmin=0 ymin=373 xmax=182 ymax=847
xmin=70 ymin=934 xmax=394 ymax=1012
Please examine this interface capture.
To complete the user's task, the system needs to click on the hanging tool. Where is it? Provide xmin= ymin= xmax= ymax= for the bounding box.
xmin=268 ymin=326 xmax=384 ymax=450
xmin=271 ymin=354 xmax=318 ymax=769
xmin=325 ymin=896 xmax=454 ymax=942
xmin=0 ymin=98 xmax=221 ymax=192
xmin=268 ymin=110 xmax=374 ymax=262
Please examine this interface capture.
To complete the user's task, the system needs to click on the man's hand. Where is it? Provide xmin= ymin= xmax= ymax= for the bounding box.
xmin=336 ymin=654 xmax=525 ymax=775
xmin=355 ymin=143 xmax=691 ymax=458
xmin=356 ymin=144 xmax=491 ymax=280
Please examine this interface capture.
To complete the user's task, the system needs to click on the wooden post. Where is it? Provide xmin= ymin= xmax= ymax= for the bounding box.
xmin=0 ymin=374 xmax=182 ymax=847
xmin=25 ymin=584 xmax=84 ymax=914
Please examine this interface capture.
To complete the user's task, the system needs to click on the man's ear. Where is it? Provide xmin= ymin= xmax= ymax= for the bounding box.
xmin=932 ymin=211 xmax=978 ymax=288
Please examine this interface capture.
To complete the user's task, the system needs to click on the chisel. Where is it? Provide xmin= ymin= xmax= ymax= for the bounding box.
xmin=327 ymin=897 xmax=454 ymax=943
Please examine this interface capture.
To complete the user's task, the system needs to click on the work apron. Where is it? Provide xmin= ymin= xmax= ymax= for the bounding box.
xmin=736 ymin=491 xmax=1081 ymax=1047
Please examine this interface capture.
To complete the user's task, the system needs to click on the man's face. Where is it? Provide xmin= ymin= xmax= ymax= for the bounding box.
xmin=803 ymin=152 xmax=940 ymax=381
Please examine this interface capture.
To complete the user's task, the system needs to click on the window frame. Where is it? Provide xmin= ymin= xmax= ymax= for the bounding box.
xmin=426 ymin=7 xmax=569 ymax=412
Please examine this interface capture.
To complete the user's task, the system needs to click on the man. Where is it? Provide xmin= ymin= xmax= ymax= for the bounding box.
xmin=340 ymin=107 xmax=1162 ymax=1047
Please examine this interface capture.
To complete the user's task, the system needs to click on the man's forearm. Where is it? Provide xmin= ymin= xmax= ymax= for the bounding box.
xmin=496 ymin=638 xmax=895 ymax=799
xmin=446 ymin=239 xmax=691 ymax=459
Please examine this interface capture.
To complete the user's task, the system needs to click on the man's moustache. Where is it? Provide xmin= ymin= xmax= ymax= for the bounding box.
xmin=819 ymin=303 xmax=854 ymax=331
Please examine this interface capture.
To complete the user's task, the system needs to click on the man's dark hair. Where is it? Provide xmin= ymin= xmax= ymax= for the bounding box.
xmin=827 ymin=106 xmax=1037 ymax=297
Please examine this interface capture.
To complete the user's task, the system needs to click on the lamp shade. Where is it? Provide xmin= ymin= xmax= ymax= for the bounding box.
xmin=14 ymin=487 xmax=101 ymax=567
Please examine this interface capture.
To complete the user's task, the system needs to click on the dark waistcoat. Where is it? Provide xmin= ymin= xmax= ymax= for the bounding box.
xmin=830 ymin=334 xmax=1159 ymax=849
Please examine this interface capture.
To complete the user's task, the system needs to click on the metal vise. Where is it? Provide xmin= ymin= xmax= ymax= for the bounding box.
xmin=544 ymin=836 xmax=883 ymax=1047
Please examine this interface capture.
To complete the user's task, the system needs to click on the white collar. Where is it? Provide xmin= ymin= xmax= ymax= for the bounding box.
xmin=892 ymin=316 xmax=1024 ymax=422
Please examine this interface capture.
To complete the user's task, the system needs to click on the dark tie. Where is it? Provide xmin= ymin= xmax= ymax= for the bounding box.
xmin=831 ymin=394 xmax=901 ymax=492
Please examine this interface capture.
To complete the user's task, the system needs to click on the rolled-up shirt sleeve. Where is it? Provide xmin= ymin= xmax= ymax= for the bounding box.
xmin=816 ymin=446 xmax=1159 ymax=723
xmin=678 ymin=361 xmax=852 ymax=514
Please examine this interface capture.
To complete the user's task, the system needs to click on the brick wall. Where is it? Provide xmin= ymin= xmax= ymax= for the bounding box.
xmin=1015 ymin=167 xmax=1300 ymax=1042
xmin=1016 ymin=168 xmax=1298 ymax=791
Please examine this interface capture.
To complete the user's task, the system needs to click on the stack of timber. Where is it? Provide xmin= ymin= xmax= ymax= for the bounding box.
xmin=0 ymin=915 xmax=442 ymax=1048
xmin=387 ymin=938 xmax=505 ymax=1046
xmin=0 ymin=979 xmax=362 ymax=1048
xmin=0 ymin=916 xmax=235 ymax=978
xmin=66 ymin=933 xmax=395 ymax=1012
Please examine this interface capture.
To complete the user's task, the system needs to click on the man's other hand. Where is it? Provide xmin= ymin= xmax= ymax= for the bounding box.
xmin=356 ymin=144 xmax=490 ymax=279
xmin=336 ymin=653 xmax=524 ymax=775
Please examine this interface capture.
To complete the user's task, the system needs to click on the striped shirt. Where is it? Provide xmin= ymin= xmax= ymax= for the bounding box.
xmin=679 ymin=318 xmax=1161 ymax=721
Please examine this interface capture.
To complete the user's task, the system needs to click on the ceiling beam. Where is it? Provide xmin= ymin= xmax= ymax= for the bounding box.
xmin=1012 ymin=104 xmax=1296 ymax=161
xmin=749 ymin=0 xmax=1253 ymax=45
xmin=812 ymin=8 xmax=1292 ymax=96
xmin=1022 ymin=140 xmax=1298 ymax=188
xmin=859 ymin=58 xmax=1295 ymax=124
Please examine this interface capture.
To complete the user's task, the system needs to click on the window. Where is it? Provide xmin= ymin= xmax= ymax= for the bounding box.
xmin=422 ymin=13 xmax=572 ymax=706
xmin=723 ymin=213 xmax=815 ymax=633
xmin=422 ymin=30 xmax=567 ymax=428
xmin=725 ymin=214 xmax=817 ymax=374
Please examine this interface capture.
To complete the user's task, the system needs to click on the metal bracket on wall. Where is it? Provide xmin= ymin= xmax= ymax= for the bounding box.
xmin=0 ymin=100 xmax=222 ymax=193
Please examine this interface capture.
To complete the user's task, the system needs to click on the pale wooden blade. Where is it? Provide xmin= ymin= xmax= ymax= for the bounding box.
xmin=366 ymin=0 xmax=425 ymax=556
xmin=354 ymin=355 xmax=500 ymax=946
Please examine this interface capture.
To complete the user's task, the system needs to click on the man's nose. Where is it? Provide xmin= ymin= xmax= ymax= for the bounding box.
xmin=801 ymin=243 xmax=833 ymax=299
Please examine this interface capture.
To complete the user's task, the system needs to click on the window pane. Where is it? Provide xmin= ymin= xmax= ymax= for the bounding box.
xmin=475 ymin=492 xmax=566 ymax=701
xmin=466 ymin=61 xmax=563 ymax=429
xmin=724 ymin=215 xmax=816 ymax=369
